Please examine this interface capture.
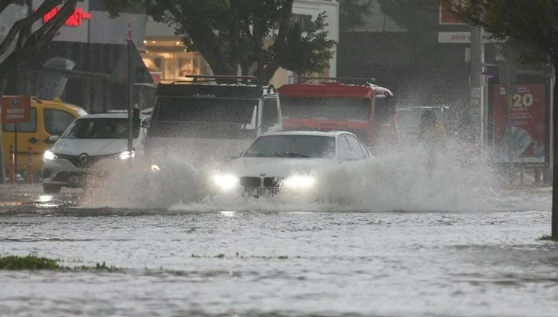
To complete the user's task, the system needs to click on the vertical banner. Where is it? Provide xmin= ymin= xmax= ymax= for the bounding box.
xmin=493 ymin=84 xmax=546 ymax=164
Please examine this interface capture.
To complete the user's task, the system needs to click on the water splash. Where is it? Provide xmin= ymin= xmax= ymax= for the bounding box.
xmin=80 ymin=141 xmax=550 ymax=213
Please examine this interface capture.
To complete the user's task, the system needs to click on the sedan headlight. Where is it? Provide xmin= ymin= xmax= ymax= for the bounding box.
xmin=211 ymin=174 xmax=239 ymax=192
xmin=118 ymin=150 xmax=135 ymax=160
xmin=43 ymin=150 xmax=57 ymax=162
xmin=282 ymin=175 xmax=316 ymax=190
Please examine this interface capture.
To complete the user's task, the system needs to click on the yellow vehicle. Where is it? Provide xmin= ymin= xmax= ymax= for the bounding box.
xmin=1 ymin=96 xmax=87 ymax=180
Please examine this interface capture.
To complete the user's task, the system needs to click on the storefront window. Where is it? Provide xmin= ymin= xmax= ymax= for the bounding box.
xmin=141 ymin=38 xmax=209 ymax=82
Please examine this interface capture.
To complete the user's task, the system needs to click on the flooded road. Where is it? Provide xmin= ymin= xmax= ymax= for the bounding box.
xmin=0 ymin=185 xmax=557 ymax=317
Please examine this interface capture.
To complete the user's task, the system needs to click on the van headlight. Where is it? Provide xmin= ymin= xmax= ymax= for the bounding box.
xmin=43 ymin=150 xmax=57 ymax=162
xmin=118 ymin=150 xmax=135 ymax=160
xmin=282 ymin=175 xmax=316 ymax=190
xmin=211 ymin=174 xmax=239 ymax=192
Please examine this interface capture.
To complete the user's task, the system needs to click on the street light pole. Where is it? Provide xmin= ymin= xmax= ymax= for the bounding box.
xmin=469 ymin=26 xmax=484 ymax=146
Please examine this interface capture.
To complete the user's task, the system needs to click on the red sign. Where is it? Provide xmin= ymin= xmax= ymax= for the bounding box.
xmin=439 ymin=0 xmax=465 ymax=25
xmin=2 ymin=96 xmax=31 ymax=124
xmin=493 ymin=84 xmax=546 ymax=163
xmin=42 ymin=7 xmax=91 ymax=27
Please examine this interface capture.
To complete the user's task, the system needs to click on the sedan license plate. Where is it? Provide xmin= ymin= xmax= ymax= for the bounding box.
xmin=244 ymin=188 xmax=279 ymax=197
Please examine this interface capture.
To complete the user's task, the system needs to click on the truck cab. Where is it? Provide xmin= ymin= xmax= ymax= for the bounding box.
xmin=145 ymin=76 xmax=282 ymax=167
xmin=277 ymin=77 xmax=396 ymax=152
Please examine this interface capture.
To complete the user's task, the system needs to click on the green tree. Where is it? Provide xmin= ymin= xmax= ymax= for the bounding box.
xmin=0 ymin=0 xmax=79 ymax=96
xmin=106 ymin=0 xmax=336 ymax=83
xmin=446 ymin=0 xmax=558 ymax=237
xmin=339 ymin=0 xmax=373 ymax=32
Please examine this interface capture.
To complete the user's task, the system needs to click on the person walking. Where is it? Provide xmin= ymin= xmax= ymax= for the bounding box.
xmin=418 ymin=109 xmax=447 ymax=175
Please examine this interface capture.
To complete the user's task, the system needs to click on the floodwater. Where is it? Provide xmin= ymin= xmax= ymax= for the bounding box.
xmin=0 ymin=147 xmax=557 ymax=317
xmin=0 ymin=186 xmax=556 ymax=317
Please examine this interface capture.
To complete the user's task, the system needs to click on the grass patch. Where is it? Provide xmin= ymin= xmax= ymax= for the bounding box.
xmin=0 ymin=255 xmax=60 ymax=270
xmin=539 ymin=235 xmax=558 ymax=241
xmin=0 ymin=255 xmax=120 ymax=271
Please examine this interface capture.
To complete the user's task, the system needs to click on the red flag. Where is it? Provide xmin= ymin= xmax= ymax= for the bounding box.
xmin=126 ymin=23 xmax=132 ymax=41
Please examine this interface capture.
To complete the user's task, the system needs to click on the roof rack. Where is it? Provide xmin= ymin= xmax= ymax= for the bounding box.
xmin=183 ymin=75 xmax=262 ymax=84
xmin=299 ymin=76 xmax=376 ymax=84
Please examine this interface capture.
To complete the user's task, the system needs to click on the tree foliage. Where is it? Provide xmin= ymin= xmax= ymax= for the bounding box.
xmin=447 ymin=0 xmax=558 ymax=66
xmin=377 ymin=0 xmax=437 ymax=31
xmin=339 ymin=0 xmax=374 ymax=32
xmin=105 ymin=0 xmax=336 ymax=82
xmin=0 ymin=0 xmax=79 ymax=95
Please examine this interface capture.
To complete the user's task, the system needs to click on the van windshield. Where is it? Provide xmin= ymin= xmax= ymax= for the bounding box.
xmin=62 ymin=118 xmax=140 ymax=139
xmin=280 ymin=96 xmax=370 ymax=121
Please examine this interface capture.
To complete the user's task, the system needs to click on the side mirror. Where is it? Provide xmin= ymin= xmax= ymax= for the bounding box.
xmin=339 ymin=151 xmax=359 ymax=162
xmin=48 ymin=135 xmax=60 ymax=144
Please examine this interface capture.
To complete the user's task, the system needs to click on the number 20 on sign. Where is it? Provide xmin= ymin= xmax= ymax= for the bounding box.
xmin=511 ymin=93 xmax=534 ymax=108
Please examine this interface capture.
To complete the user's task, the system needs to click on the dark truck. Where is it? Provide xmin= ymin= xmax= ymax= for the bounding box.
xmin=145 ymin=76 xmax=282 ymax=167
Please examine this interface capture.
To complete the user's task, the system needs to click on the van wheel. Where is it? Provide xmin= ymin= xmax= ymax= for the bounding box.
xmin=43 ymin=184 xmax=61 ymax=194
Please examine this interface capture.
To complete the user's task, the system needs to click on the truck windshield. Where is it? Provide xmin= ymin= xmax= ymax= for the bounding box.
xmin=62 ymin=118 xmax=139 ymax=139
xmin=280 ymin=96 xmax=370 ymax=121
xmin=155 ymin=97 xmax=257 ymax=124
xmin=149 ymin=97 xmax=259 ymax=139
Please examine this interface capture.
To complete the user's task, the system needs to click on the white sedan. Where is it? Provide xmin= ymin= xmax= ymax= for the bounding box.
xmin=210 ymin=131 xmax=374 ymax=199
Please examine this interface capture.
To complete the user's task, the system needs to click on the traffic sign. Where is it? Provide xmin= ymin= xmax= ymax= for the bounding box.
xmin=2 ymin=96 xmax=31 ymax=123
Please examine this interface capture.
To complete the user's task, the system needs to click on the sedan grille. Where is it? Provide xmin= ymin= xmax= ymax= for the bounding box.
xmin=263 ymin=177 xmax=283 ymax=188
xmin=240 ymin=176 xmax=284 ymax=188
xmin=240 ymin=177 xmax=261 ymax=187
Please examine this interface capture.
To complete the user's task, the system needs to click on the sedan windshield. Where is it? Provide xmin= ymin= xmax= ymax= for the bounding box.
xmin=62 ymin=118 xmax=139 ymax=139
xmin=244 ymin=135 xmax=335 ymax=158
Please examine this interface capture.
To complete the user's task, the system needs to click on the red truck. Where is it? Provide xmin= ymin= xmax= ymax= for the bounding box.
xmin=277 ymin=78 xmax=398 ymax=151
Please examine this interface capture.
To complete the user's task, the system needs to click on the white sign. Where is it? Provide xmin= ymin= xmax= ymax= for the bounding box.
xmin=438 ymin=32 xmax=505 ymax=44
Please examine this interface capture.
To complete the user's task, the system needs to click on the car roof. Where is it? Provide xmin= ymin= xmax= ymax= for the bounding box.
xmin=78 ymin=113 xmax=149 ymax=119
xmin=261 ymin=130 xmax=357 ymax=138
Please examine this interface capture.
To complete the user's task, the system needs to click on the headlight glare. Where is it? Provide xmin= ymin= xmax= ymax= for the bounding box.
xmin=282 ymin=175 xmax=316 ymax=190
xmin=212 ymin=174 xmax=239 ymax=192
xmin=119 ymin=150 xmax=135 ymax=160
xmin=43 ymin=150 xmax=57 ymax=162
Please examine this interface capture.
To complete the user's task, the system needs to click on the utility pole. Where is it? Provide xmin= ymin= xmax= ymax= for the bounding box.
xmin=469 ymin=26 xmax=484 ymax=147
xmin=127 ymin=23 xmax=134 ymax=167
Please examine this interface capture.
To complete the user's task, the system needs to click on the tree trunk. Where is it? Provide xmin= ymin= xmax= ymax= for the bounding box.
xmin=553 ymin=63 xmax=558 ymax=236
xmin=0 ymin=72 xmax=7 ymax=184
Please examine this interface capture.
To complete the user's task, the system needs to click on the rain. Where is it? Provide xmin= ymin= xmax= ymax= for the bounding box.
xmin=0 ymin=1 xmax=557 ymax=316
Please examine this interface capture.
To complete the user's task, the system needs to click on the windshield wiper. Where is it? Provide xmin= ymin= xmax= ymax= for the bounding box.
xmin=273 ymin=152 xmax=310 ymax=158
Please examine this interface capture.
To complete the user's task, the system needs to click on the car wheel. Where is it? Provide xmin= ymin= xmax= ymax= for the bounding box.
xmin=43 ymin=184 xmax=62 ymax=194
